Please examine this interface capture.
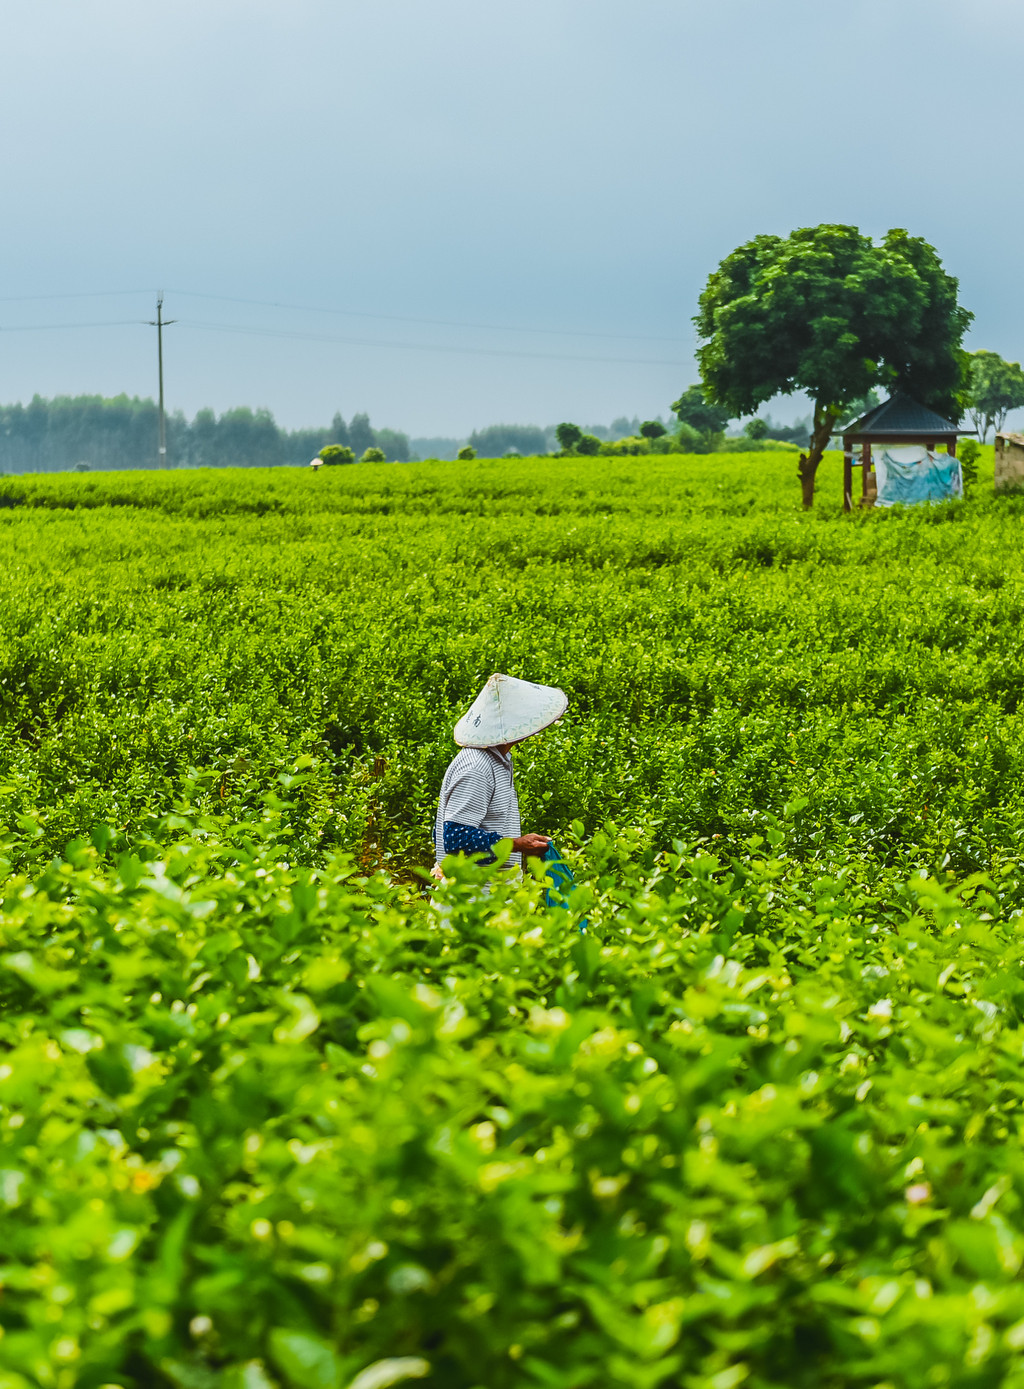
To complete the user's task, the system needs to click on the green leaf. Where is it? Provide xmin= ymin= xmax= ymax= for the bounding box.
xmin=273 ymin=992 xmax=321 ymax=1044
xmin=345 ymin=1360 xmax=430 ymax=1389
xmin=86 ymin=1043 xmax=134 ymax=1097
xmin=269 ymin=1329 xmax=342 ymax=1389
xmin=1 ymin=951 xmax=67 ymax=995
xmin=222 ymin=1363 xmax=279 ymax=1389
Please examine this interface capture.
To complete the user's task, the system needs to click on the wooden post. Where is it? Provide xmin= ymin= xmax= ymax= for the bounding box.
xmin=947 ymin=434 xmax=957 ymax=457
xmin=843 ymin=437 xmax=853 ymax=512
xmin=861 ymin=440 xmax=871 ymax=504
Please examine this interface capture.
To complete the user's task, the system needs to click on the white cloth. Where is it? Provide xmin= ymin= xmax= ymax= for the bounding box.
xmin=433 ymin=746 xmax=522 ymax=869
xmin=874 ymin=446 xmax=963 ymax=507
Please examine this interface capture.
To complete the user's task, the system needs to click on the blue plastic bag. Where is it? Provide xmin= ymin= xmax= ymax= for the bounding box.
xmin=543 ymin=841 xmax=587 ymax=932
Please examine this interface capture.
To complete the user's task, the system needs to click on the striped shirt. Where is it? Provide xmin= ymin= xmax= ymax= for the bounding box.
xmin=433 ymin=747 xmax=522 ymax=869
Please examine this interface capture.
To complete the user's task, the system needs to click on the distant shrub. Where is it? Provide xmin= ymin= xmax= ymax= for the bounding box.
xmin=457 ymin=445 xmax=476 ymax=461
xmin=639 ymin=420 xmax=666 ymax=441
xmin=599 ymin=435 xmax=649 ymax=456
xmin=603 ymin=426 xmax=714 ymax=455
xmin=958 ymin=437 xmax=981 ymax=486
xmin=744 ymin=417 xmax=769 ymax=439
xmin=674 ymin=422 xmax=702 ymax=452
xmin=692 ymin=430 xmax=726 ymax=454
xmin=318 ymin=444 xmax=355 ymax=466
xmin=719 ymin=436 xmax=801 ymax=452
xmin=596 ymin=431 xmax=705 ymax=457
xmin=360 ymin=447 xmax=386 ymax=463
xmin=504 ymin=447 xmax=522 ymax=459
xmin=555 ymin=422 xmax=582 ymax=452
xmin=575 ymin=433 xmax=602 ymax=456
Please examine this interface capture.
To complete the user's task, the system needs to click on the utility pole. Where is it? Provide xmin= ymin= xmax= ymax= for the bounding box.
xmin=147 ymin=292 xmax=177 ymax=468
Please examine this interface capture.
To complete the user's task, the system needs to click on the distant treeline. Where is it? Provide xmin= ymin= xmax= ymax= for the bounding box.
xmin=0 ymin=397 xmax=676 ymax=472
xmin=0 ymin=394 xmax=811 ymax=473
xmin=0 ymin=396 xmax=413 ymax=474
xmin=414 ymin=419 xmax=650 ymax=459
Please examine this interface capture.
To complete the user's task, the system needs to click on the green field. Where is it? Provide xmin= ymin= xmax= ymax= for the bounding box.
xmin=3 ymin=450 xmax=1024 ymax=1388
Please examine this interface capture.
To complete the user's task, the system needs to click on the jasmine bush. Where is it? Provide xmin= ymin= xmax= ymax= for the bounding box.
xmin=2 ymin=448 xmax=1024 ymax=1387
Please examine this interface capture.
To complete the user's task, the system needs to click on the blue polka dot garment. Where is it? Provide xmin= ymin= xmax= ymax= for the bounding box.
xmin=443 ymin=821 xmax=501 ymax=864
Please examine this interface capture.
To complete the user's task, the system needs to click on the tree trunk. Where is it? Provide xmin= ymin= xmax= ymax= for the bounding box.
xmin=797 ymin=402 xmax=841 ymax=510
xmin=798 ymin=455 xmax=816 ymax=509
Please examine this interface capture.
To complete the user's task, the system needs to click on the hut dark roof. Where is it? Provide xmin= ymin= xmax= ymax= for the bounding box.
xmin=842 ymin=392 xmax=964 ymax=439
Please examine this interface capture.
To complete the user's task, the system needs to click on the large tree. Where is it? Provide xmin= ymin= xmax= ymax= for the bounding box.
xmin=348 ymin=412 xmax=377 ymax=458
xmin=965 ymin=350 xmax=1024 ymax=442
xmin=693 ymin=225 xmax=972 ymax=507
xmin=374 ymin=427 xmax=412 ymax=462
xmin=670 ymin=384 xmax=730 ymax=437
xmin=555 ymin=422 xmax=582 ymax=452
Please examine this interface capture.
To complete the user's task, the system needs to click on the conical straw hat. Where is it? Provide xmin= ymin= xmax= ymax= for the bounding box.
xmin=454 ymin=673 xmax=568 ymax=748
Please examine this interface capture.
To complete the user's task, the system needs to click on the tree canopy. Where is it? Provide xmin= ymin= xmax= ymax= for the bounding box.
xmin=694 ymin=225 xmax=972 ymax=506
xmin=469 ymin=423 xmax=548 ymax=457
xmin=348 ymin=413 xmax=377 ymax=459
xmin=965 ymin=350 xmax=1024 ymax=442
xmin=670 ymin=385 xmax=730 ymax=437
xmin=373 ymin=427 xmax=412 ymax=462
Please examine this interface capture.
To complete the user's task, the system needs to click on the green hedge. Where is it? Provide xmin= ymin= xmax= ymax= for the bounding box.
xmin=3 ymin=806 xmax=1024 ymax=1387
xmin=1 ymin=449 xmax=1023 ymax=1386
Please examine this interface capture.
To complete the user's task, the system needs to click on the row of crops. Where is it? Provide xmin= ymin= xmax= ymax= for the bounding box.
xmin=2 ymin=451 xmax=1024 ymax=1387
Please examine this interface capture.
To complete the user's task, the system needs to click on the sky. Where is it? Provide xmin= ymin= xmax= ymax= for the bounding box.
xmin=1 ymin=0 xmax=1022 ymax=436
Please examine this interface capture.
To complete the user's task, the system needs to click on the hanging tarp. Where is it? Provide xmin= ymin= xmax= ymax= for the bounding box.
xmin=874 ymin=446 xmax=963 ymax=507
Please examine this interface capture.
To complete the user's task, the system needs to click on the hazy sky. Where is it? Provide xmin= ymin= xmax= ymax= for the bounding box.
xmin=1 ymin=0 xmax=1022 ymax=435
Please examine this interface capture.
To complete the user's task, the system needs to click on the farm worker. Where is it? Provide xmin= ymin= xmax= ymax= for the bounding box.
xmin=432 ymin=673 xmax=567 ymax=877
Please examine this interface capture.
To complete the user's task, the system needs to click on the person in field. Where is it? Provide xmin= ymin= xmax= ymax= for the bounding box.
xmin=432 ymin=673 xmax=567 ymax=878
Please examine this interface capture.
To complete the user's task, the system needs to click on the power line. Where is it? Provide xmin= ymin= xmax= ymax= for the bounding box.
xmin=0 ymin=285 xmax=692 ymax=348
xmin=179 ymin=318 xmax=685 ymax=368
xmin=0 ymin=319 xmax=145 ymax=332
xmin=0 ymin=290 xmax=152 ymax=304
xmin=0 ymin=310 xmax=685 ymax=365
xmin=169 ymin=288 xmax=690 ymax=345
xmin=0 ymin=285 xmax=688 ymax=345
xmin=0 ymin=298 xmax=689 ymax=365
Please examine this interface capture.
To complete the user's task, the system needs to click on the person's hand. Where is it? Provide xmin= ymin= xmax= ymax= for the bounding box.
xmin=512 ymin=833 xmax=551 ymax=856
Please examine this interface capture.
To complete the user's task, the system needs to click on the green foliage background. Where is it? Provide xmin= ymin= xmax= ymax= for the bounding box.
xmin=0 ymin=397 xmax=414 ymax=474
xmin=2 ymin=448 xmax=1024 ymax=1388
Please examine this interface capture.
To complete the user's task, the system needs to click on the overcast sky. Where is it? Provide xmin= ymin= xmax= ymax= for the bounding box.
xmin=1 ymin=0 xmax=1021 ymax=436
